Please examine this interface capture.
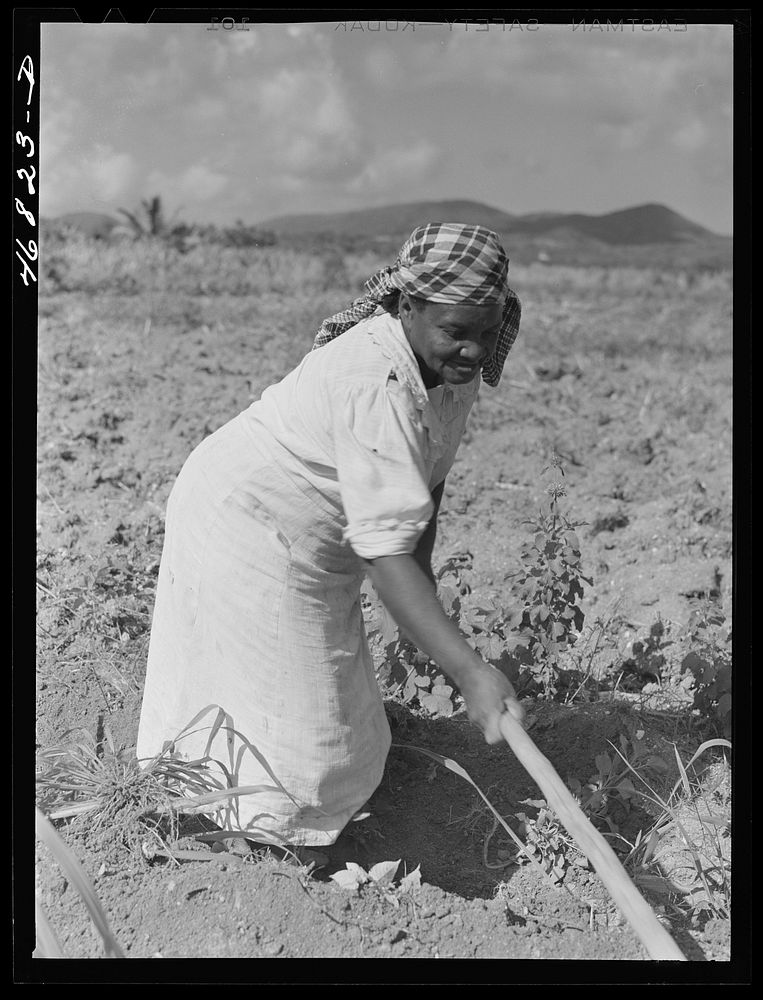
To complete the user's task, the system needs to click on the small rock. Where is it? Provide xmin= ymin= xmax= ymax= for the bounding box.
xmin=262 ymin=942 xmax=283 ymax=956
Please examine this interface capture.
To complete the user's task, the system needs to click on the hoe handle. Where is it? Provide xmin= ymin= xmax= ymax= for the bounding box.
xmin=499 ymin=711 xmax=686 ymax=961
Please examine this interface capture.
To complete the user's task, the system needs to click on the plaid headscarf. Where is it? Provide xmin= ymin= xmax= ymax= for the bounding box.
xmin=313 ymin=223 xmax=521 ymax=386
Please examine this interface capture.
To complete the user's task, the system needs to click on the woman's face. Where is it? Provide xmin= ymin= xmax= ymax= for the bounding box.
xmin=398 ymin=293 xmax=503 ymax=388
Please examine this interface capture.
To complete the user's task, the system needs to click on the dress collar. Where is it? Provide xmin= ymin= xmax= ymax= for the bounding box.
xmin=364 ymin=311 xmax=462 ymax=456
xmin=365 ymin=311 xmax=433 ymax=411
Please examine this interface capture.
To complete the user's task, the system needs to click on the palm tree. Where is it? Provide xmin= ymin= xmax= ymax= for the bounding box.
xmin=117 ymin=195 xmax=168 ymax=238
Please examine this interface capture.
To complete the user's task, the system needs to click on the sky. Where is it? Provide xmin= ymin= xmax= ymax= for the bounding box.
xmin=40 ymin=17 xmax=734 ymax=235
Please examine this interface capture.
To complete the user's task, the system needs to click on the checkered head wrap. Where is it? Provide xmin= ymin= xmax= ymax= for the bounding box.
xmin=313 ymin=223 xmax=521 ymax=386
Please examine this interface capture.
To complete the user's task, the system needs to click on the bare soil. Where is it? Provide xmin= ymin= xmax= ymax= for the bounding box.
xmin=32 ymin=243 xmax=734 ymax=971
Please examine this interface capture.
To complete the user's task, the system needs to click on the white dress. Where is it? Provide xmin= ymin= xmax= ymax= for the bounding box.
xmin=136 ymin=312 xmax=480 ymax=846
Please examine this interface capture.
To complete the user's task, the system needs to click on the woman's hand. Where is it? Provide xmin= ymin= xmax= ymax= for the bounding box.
xmin=459 ymin=659 xmax=525 ymax=744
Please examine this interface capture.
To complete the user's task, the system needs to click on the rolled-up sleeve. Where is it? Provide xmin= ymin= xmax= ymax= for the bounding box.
xmin=333 ymin=381 xmax=434 ymax=559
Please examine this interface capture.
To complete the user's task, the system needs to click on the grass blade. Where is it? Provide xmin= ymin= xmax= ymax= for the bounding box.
xmin=673 ymin=744 xmax=692 ymax=798
xmin=160 ymin=784 xmax=283 ymax=813
xmin=393 ymin=741 xmax=554 ymax=887
xmin=36 ymin=808 xmax=125 ymax=958
xmin=34 ymin=896 xmax=65 ymax=958
xmin=666 ymin=739 xmax=731 ymax=805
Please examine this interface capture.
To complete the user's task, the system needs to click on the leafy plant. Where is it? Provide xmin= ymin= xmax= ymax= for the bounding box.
xmin=620 ymin=617 xmax=672 ymax=688
xmin=364 ymin=576 xmax=463 ymax=718
xmin=438 ymin=555 xmax=524 ymax=677
xmin=329 ymin=859 xmax=422 ymax=906
xmin=679 ymin=603 xmax=732 ymax=736
xmin=514 ymin=800 xmax=589 ymax=884
xmin=561 ymin=600 xmax=626 ymax=704
xmin=367 ymin=543 xmax=539 ymax=720
xmin=367 ymin=460 xmax=592 ymax=711
xmin=506 ymin=460 xmax=592 ymax=698
xmin=507 ymin=734 xmax=647 ymax=887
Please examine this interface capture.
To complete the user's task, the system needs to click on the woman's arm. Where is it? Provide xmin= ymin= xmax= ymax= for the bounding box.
xmin=362 ymin=552 xmax=524 ymax=743
xmin=412 ymin=479 xmax=444 ymax=586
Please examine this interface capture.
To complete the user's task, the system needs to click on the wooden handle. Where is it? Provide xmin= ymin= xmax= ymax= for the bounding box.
xmin=499 ymin=711 xmax=686 ymax=961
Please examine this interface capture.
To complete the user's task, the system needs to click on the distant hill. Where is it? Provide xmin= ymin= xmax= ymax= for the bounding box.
xmin=45 ymin=200 xmax=731 ymax=270
xmin=51 ymin=212 xmax=121 ymax=238
xmin=260 ymin=199 xmax=517 ymax=239
xmin=260 ymin=200 xmax=719 ymax=246
xmin=509 ymin=204 xmax=714 ymax=245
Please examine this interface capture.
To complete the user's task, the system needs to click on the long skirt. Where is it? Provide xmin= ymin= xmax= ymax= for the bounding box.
xmin=136 ymin=411 xmax=392 ymax=846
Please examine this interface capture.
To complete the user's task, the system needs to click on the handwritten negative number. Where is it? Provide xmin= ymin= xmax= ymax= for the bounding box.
xmin=15 ymin=198 xmax=35 ymax=226
xmin=16 ymin=131 xmax=35 ymax=158
xmin=15 ymin=239 xmax=38 ymax=286
xmin=17 ymin=165 xmax=36 ymax=196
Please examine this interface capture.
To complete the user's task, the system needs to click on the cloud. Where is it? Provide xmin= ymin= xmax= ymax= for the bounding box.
xmin=375 ymin=24 xmax=732 ymax=140
xmin=362 ymin=44 xmax=404 ymax=88
xmin=38 ymin=21 xmax=733 ymax=230
xmin=672 ymin=120 xmax=709 ymax=152
xmin=252 ymin=66 xmax=364 ymax=181
xmin=39 ymin=87 xmax=80 ymax=168
xmin=90 ymin=144 xmax=137 ymax=201
xmin=40 ymin=140 xmax=137 ymax=217
xmin=227 ymin=28 xmax=260 ymax=56
xmin=146 ymin=163 xmax=229 ymax=203
xmin=348 ymin=139 xmax=440 ymax=192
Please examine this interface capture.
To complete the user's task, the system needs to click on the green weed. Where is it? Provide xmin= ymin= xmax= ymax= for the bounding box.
xmin=611 ymin=737 xmax=732 ymax=922
xmin=329 ymin=859 xmax=422 ymax=906
xmin=507 ymin=731 xmax=732 ymax=923
xmin=368 ymin=459 xmax=592 ymax=711
xmin=505 ymin=457 xmax=591 ymax=699
xmin=678 ymin=603 xmax=732 ymax=737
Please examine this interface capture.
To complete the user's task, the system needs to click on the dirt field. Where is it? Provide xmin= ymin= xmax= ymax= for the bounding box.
xmin=33 ymin=233 xmax=733 ymax=968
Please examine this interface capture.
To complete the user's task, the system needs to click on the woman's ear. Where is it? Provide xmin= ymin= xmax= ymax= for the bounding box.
xmin=380 ymin=291 xmax=401 ymax=317
xmin=397 ymin=291 xmax=413 ymax=329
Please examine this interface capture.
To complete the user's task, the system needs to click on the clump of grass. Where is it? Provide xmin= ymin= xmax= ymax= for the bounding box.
xmin=504 ymin=733 xmax=732 ymax=927
xmin=41 ymin=231 xmax=329 ymax=299
xmin=36 ymin=704 xmax=301 ymax=859
xmin=614 ymin=738 xmax=732 ymax=923
xmin=35 ymin=705 xmax=311 ymax=957
xmin=36 ymin=724 xmax=175 ymax=854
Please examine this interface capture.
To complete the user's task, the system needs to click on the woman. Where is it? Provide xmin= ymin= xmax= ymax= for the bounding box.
xmin=136 ymin=223 xmax=525 ymax=849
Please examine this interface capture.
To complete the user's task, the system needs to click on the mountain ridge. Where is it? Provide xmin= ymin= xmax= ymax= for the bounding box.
xmin=259 ymin=200 xmax=720 ymax=246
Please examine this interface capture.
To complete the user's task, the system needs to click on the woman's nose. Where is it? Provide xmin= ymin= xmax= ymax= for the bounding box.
xmin=460 ymin=334 xmax=495 ymax=362
xmin=459 ymin=345 xmax=484 ymax=363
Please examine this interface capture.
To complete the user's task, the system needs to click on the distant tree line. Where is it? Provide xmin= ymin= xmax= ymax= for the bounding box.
xmin=44 ymin=195 xmax=278 ymax=252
